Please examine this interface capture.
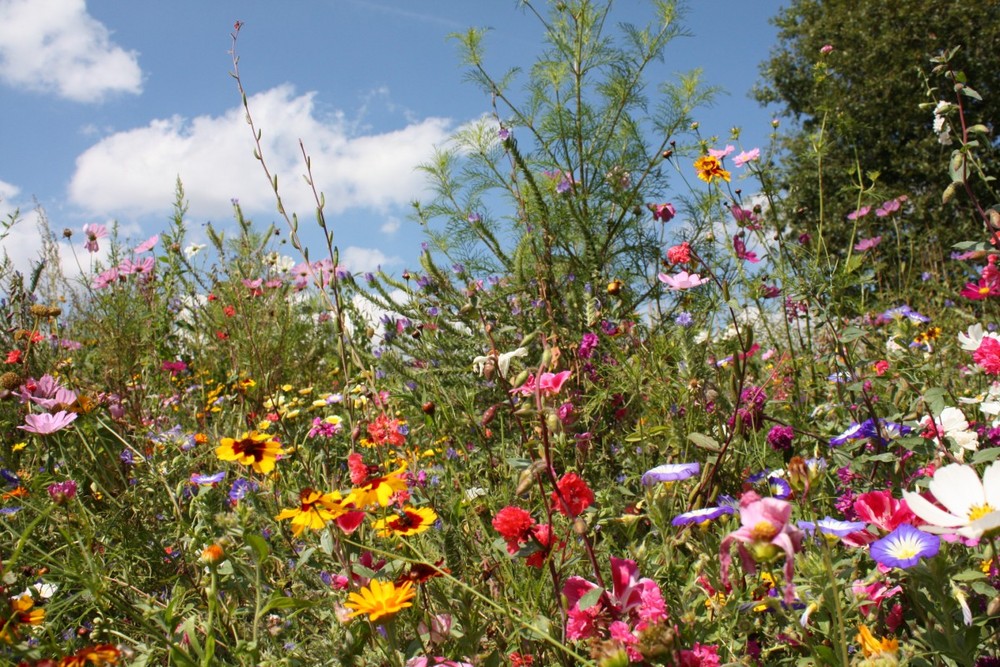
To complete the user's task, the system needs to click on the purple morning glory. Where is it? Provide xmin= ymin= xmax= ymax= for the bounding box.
xmin=642 ymin=462 xmax=699 ymax=485
xmin=869 ymin=524 xmax=940 ymax=569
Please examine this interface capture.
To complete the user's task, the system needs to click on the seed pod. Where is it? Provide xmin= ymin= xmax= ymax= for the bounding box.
xmin=421 ymin=401 xmax=435 ymax=416
xmin=481 ymin=403 xmax=500 ymax=427
xmin=515 ymin=460 xmax=547 ymax=496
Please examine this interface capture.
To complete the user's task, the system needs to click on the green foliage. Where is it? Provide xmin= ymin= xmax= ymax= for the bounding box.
xmin=756 ymin=0 xmax=1000 ymax=290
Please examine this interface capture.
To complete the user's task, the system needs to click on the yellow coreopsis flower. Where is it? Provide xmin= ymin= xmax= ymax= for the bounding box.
xmin=215 ymin=430 xmax=284 ymax=474
xmin=276 ymin=488 xmax=352 ymax=536
xmin=346 ymin=463 xmax=408 ymax=508
xmin=694 ymin=155 xmax=731 ymax=183
xmin=372 ymin=506 xmax=438 ymax=537
xmin=343 ymin=579 xmax=415 ymax=623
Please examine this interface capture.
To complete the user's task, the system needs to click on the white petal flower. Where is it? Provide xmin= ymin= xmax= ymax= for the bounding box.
xmin=957 ymin=324 xmax=987 ymax=351
xmin=497 ymin=347 xmax=528 ymax=379
xmin=903 ymin=462 xmax=1000 ymax=540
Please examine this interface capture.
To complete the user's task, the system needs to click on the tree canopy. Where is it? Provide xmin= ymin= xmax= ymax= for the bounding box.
xmin=755 ymin=0 xmax=1000 ymax=285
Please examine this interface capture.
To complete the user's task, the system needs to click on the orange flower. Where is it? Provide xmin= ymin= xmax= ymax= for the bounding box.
xmin=346 ymin=463 xmax=409 ymax=508
xmin=694 ymin=155 xmax=731 ymax=183
xmin=372 ymin=506 xmax=438 ymax=537
xmin=58 ymin=644 xmax=121 ymax=666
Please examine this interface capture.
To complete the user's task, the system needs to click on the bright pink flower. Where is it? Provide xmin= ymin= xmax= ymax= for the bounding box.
xmin=678 ymin=643 xmax=722 ymax=667
xmin=961 ymin=279 xmax=1000 ymax=300
xmin=974 ymin=336 xmax=1000 ymax=375
xmin=852 ymin=579 xmax=902 ymax=616
xmin=510 ymin=370 xmax=571 ymax=398
xmin=732 ymin=148 xmax=760 ymax=168
xmin=652 ymin=203 xmax=676 ymax=222
xmin=720 ymin=491 xmax=804 ymax=604
xmin=842 ymin=490 xmax=918 ymax=547
xmin=820 ymin=44 xmax=834 ymax=55
xmin=733 ymin=235 xmax=760 ymax=263
xmin=563 ymin=557 xmax=668 ymax=643
xmin=875 ymin=198 xmax=902 ymax=217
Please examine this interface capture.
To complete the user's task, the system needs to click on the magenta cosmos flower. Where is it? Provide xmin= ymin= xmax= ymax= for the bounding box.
xmin=20 ymin=410 xmax=77 ymax=434
xmin=720 ymin=491 xmax=804 ymax=604
xmin=510 ymin=370 xmax=571 ymax=397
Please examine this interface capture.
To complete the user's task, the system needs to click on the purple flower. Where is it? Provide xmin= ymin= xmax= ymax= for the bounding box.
xmin=229 ymin=478 xmax=258 ymax=505
xmin=869 ymin=524 xmax=940 ymax=569
xmin=190 ymin=471 xmax=226 ymax=485
xmin=642 ymin=462 xmax=699 ymax=485
xmin=47 ymin=480 xmax=77 ymax=504
xmin=675 ymin=311 xmax=693 ymax=327
xmin=578 ymin=332 xmax=598 ymax=359
xmin=672 ymin=504 xmax=735 ymax=526
xmin=766 ymin=425 xmax=795 ymax=452
xmin=20 ymin=411 xmax=77 ymax=434
xmin=798 ymin=516 xmax=867 ymax=537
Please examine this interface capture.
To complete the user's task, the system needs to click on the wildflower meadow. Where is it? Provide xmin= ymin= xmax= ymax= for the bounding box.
xmin=3 ymin=2 xmax=1000 ymax=666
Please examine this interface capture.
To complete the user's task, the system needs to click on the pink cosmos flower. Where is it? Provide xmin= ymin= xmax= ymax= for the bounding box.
xmin=93 ymin=267 xmax=120 ymax=289
xmin=134 ymin=235 xmax=159 ymax=253
xmin=846 ymin=206 xmax=871 ymax=220
xmin=854 ymin=236 xmax=882 ymax=252
xmin=732 ymin=148 xmax=760 ymax=168
xmin=19 ymin=410 xmax=77 ymax=434
xmin=875 ymin=198 xmax=902 ymax=217
xmin=82 ymin=223 xmax=108 ymax=253
xmin=720 ymin=491 xmax=804 ymax=604
xmin=708 ymin=145 xmax=734 ymax=159
xmin=733 ymin=235 xmax=760 ymax=263
xmin=658 ymin=270 xmax=707 ymax=290
xmin=652 ymin=203 xmax=677 ymax=222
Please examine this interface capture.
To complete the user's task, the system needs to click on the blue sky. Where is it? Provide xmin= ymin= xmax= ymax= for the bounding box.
xmin=0 ymin=0 xmax=786 ymax=279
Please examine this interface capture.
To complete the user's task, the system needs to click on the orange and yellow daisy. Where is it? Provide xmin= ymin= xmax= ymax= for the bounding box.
xmin=343 ymin=579 xmax=415 ymax=623
xmin=275 ymin=488 xmax=353 ymax=536
xmin=694 ymin=155 xmax=731 ymax=183
xmin=58 ymin=643 xmax=121 ymax=666
xmin=215 ymin=430 xmax=284 ymax=474
xmin=346 ymin=463 xmax=408 ymax=508
xmin=372 ymin=505 xmax=438 ymax=537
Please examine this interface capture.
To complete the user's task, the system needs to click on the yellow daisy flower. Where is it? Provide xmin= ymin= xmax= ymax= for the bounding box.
xmin=344 ymin=579 xmax=415 ymax=623
xmin=372 ymin=506 xmax=438 ymax=537
xmin=275 ymin=488 xmax=352 ymax=536
xmin=215 ymin=431 xmax=284 ymax=474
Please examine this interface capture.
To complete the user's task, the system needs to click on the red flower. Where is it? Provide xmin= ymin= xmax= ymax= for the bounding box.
xmin=525 ymin=523 xmax=560 ymax=568
xmin=223 ymin=305 xmax=237 ymax=317
xmin=551 ymin=472 xmax=594 ymax=517
xmin=5 ymin=349 xmax=22 ymax=364
xmin=492 ymin=505 xmax=535 ymax=552
xmin=366 ymin=413 xmax=406 ymax=447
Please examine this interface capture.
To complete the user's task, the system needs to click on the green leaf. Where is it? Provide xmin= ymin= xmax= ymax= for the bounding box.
xmin=951 ymin=569 xmax=986 ymax=582
xmin=245 ymin=533 xmax=270 ymax=563
xmin=687 ymin=432 xmax=721 ymax=452
xmin=972 ymin=447 xmax=1000 ymax=464
xmin=838 ymin=326 xmax=867 ymax=343
xmin=577 ymin=586 xmax=604 ymax=611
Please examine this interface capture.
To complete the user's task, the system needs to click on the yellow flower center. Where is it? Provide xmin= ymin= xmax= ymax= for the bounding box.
xmin=751 ymin=521 xmax=779 ymax=541
xmin=969 ymin=503 xmax=996 ymax=522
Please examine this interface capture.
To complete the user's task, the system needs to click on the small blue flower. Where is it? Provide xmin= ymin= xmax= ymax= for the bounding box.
xmin=190 ymin=471 xmax=226 ymax=485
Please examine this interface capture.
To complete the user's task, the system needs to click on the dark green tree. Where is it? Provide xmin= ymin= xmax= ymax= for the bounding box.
xmin=755 ymin=0 xmax=1000 ymax=288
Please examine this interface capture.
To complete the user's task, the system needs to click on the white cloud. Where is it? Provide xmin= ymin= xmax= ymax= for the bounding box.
xmin=340 ymin=245 xmax=400 ymax=274
xmin=0 ymin=0 xmax=142 ymax=102
xmin=68 ymin=84 xmax=454 ymax=222
xmin=380 ymin=215 xmax=401 ymax=235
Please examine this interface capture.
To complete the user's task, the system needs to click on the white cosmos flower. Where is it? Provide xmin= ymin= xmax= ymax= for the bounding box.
xmin=903 ymin=462 xmax=1000 ymax=540
xmin=957 ymin=324 xmax=996 ymax=352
